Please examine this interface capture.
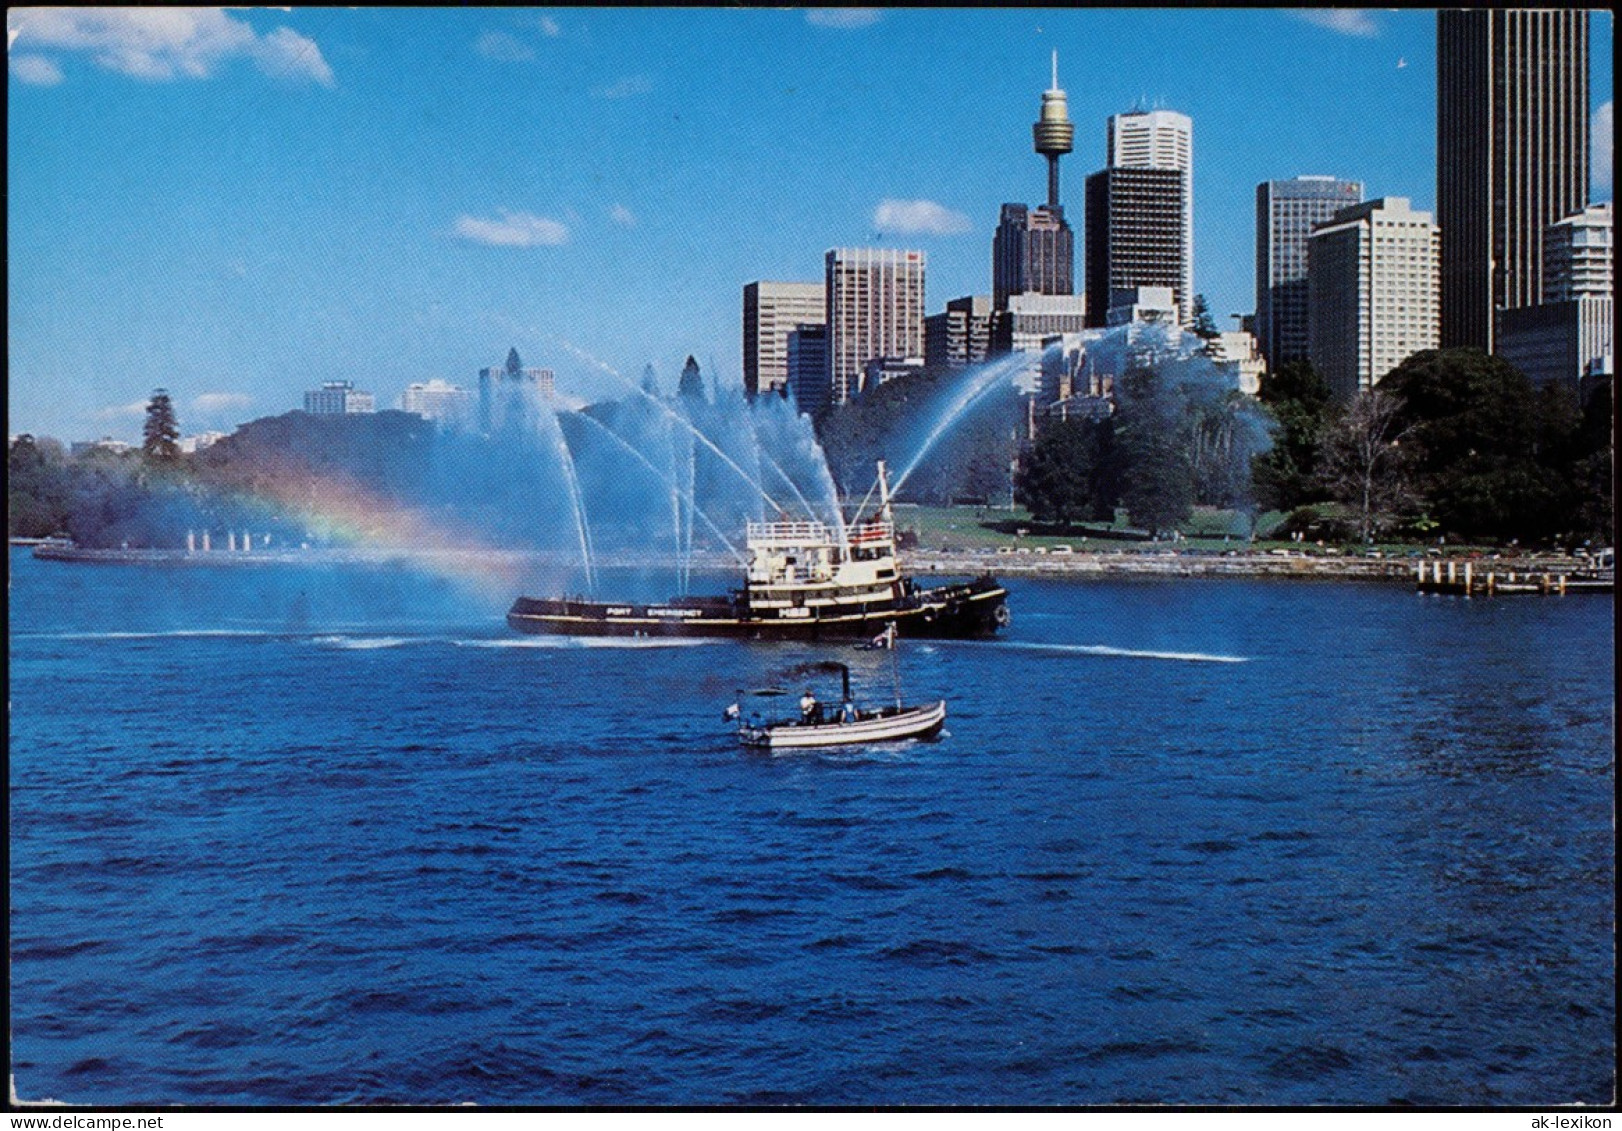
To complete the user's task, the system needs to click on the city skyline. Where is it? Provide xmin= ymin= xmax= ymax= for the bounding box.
xmin=7 ymin=7 xmax=1614 ymax=441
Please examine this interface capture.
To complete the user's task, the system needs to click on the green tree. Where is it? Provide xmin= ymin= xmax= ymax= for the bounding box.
xmin=143 ymin=389 xmax=181 ymax=462
xmin=1252 ymin=359 xmax=1335 ymax=512
xmin=1015 ymin=416 xmax=1118 ymax=525
xmin=1380 ymin=348 xmax=1567 ymax=541
xmin=8 ymin=434 xmax=73 ymax=538
xmin=1114 ymin=366 xmax=1193 ymax=537
xmin=1190 ymin=293 xmax=1220 ymax=354
xmin=677 ymin=356 xmax=706 ymax=402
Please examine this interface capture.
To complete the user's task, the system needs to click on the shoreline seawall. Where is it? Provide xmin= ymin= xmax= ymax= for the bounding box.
xmin=23 ymin=541 xmax=1607 ymax=586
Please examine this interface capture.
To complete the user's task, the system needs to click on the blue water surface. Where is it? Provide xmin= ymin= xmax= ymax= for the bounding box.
xmin=8 ymin=548 xmax=1614 ymax=1106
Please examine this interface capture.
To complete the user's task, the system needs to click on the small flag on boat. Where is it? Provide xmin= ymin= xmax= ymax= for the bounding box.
xmin=723 ymin=703 xmax=741 ymax=721
xmin=859 ymin=623 xmax=897 ymax=650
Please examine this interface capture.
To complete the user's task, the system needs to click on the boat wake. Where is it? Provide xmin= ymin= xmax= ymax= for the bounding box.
xmin=310 ymin=635 xmax=418 ymax=650
xmin=962 ymin=640 xmax=1251 ymax=664
xmin=28 ymin=629 xmax=280 ymax=641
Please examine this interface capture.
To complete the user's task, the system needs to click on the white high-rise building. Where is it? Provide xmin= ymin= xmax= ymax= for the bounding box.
xmin=824 ymin=248 xmax=926 ymax=404
xmin=1104 ymin=109 xmax=1193 ymax=325
xmin=743 ymin=281 xmax=826 ymax=399
xmin=1498 ymin=204 xmax=1613 ymax=391
xmin=1307 ymin=197 xmax=1440 ymax=400
xmin=1542 ymin=203 xmax=1613 ymax=302
xmin=401 ymin=379 xmax=474 ymax=425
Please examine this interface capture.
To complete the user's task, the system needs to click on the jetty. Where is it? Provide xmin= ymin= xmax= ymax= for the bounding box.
xmin=1414 ymin=557 xmax=1613 ymax=596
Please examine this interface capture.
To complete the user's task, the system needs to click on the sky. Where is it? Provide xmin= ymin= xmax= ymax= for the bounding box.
xmin=7 ymin=7 xmax=1614 ymax=443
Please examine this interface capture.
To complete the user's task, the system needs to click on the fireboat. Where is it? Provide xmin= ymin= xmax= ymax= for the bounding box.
xmin=505 ymin=462 xmax=1009 ymax=641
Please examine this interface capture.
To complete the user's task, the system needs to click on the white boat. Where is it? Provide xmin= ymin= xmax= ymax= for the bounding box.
xmin=727 ymin=632 xmax=946 ymax=750
xmin=737 ymin=699 xmax=947 ymax=750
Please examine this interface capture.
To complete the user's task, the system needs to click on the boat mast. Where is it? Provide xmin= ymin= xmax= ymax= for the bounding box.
xmin=887 ymin=621 xmax=902 ymax=708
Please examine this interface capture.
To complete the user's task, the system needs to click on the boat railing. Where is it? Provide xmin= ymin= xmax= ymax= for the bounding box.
xmin=849 ymin=519 xmax=894 ymax=546
xmin=746 ymin=520 xmax=833 ymax=546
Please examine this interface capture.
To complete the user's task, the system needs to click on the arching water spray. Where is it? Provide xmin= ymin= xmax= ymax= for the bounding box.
xmin=554 ymin=337 xmax=790 ymax=515
xmin=533 ymin=400 xmax=596 ymax=595
xmin=566 ymin=410 xmax=746 ymax=564
xmin=890 ymin=352 xmax=1035 ymax=498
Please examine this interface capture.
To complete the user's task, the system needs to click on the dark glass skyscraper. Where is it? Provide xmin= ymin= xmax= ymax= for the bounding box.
xmin=1437 ymin=9 xmax=1590 ymax=352
xmin=1083 ymin=166 xmax=1186 ymax=328
xmin=992 ymin=204 xmax=1074 ymax=310
xmin=1255 ymin=176 xmax=1363 ymax=369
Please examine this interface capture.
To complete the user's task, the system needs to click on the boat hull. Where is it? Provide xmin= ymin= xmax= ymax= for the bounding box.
xmin=506 ymin=575 xmax=1009 ymax=640
xmin=740 ymin=700 xmax=946 ymax=749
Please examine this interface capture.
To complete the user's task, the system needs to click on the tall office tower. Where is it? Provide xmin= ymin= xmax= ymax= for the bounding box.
xmin=1255 ymin=176 xmax=1364 ymax=368
xmin=992 ymin=57 xmax=1076 ymax=312
xmin=1307 ymin=198 xmax=1440 ymax=401
xmin=1436 ymin=9 xmax=1590 ymax=352
xmin=993 ymin=204 xmax=1075 ymax=310
xmin=1543 ymin=202 xmax=1613 ymax=302
xmin=786 ymin=324 xmax=830 ymax=417
xmin=1085 ymin=108 xmax=1193 ymax=325
xmin=743 ymin=281 xmax=826 ymax=399
xmin=1083 ymin=165 xmax=1186 ymax=328
xmin=1498 ymin=202 xmax=1613 ymax=390
xmin=925 ymin=295 xmax=995 ymax=377
xmin=824 ymin=248 xmax=926 ymax=405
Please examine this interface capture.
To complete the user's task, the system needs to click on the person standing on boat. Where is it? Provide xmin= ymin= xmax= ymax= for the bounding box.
xmin=841 ymin=698 xmax=857 ymax=724
xmin=800 ymin=690 xmax=819 ymax=725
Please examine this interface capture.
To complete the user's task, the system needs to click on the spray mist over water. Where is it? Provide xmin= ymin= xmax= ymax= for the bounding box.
xmin=566 ymin=410 xmax=745 ymax=564
xmin=890 ymin=352 xmax=1038 ymax=498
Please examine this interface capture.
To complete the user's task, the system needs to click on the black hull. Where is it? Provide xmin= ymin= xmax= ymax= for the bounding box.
xmin=507 ymin=575 xmax=1009 ymax=640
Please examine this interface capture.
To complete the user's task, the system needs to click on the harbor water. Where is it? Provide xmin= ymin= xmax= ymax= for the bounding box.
xmin=8 ymin=548 xmax=1614 ymax=1106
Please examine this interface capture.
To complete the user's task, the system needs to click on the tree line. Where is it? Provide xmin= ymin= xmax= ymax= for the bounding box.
xmin=1015 ymin=348 xmax=1612 ymax=547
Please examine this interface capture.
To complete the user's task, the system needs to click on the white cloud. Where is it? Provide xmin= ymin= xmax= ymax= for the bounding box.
xmin=538 ymin=16 xmax=561 ymax=38
xmin=873 ymin=198 xmax=973 ymax=236
xmin=1593 ymin=101 xmax=1613 ymax=197
xmin=6 ymin=7 xmax=334 ymax=86
xmin=95 ymin=400 xmax=149 ymax=421
xmin=475 ymin=30 xmax=533 ymax=62
xmin=452 ymin=210 xmax=570 ymax=248
xmin=609 ymin=203 xmax=636 ymax=227
xmin=1289 ymin=9 xmax=1379 ymax=37
xmin=192 ymin=392 xmax=254 ymax=414
xmin=9 ymin=53 xmax=64 ymax=85
xmin=596 ymin=74 xmax=652 ymax=99
xmin=805 ymin=9 xmax=881 ymax=29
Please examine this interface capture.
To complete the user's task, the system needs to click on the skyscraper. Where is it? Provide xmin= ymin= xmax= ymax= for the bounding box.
xmin=786 ymin=324 xmax=830 ymax=417
xmin=743 ymin=281 xmax=825 ymax=399
xmin=1084 ymin=109 xmax=1194 ymax=326
xmin=1497 ymin=202 xmax=1613 ymax=390
xmin=1543 ymin=202 xmax=1614 ymax=302
xmin=1255 ymin=176 xmax=1364 ymax=369
xmin=992 ymin=56 xmax=1077 ymax=311
xmin=1307 ymin=198 xmax=1440 ymax=401
xmin=824 ymin=248 xmax=926 ymax=405
xmin=925 ymin=295 xmax=994 ymax=378
xmin=1084 ymin=165 xmax=1186 ymax=328
xmin=1436 ymin=9 xmax=1590 ymax=352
